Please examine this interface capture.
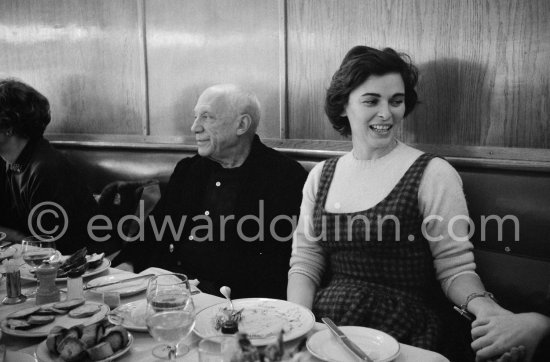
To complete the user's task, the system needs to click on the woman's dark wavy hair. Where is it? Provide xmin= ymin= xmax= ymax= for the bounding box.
xmin=0 ymin=79 xmax=51 ymax=139
xmin=325 ymin=46 xmax=419 ymax=137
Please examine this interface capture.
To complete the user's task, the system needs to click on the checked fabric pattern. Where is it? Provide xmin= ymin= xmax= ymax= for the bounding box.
xmin=311 ymin=153 xmax=457 ymax=354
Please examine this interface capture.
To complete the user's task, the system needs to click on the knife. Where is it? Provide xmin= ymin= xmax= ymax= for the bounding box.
xmin=322 ymin=317 xmax=374 ymax=362
xmin=84 ymin=273 xmax=156 ymax=290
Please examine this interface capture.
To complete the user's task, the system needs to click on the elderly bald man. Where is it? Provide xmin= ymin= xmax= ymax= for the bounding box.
xmin=115 ymin=84 xmax=307 ymax=299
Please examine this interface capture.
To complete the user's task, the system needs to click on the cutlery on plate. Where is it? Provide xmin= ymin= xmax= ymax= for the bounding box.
xmin=322 ymin=317 xmax=374 ymax=362
xmin=0 ymin=241 xmax=14 ymax=250
xmin=220 ymin=286 xmax=234 ymax=311
xmin=83 ymin=273 xmax=156 ymax=290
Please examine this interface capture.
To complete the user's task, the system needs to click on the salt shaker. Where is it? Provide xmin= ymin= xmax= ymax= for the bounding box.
xmin=67 ymin=271 xmax=85 ymax=300
xmin=35 ymin=261 xmax=60 ymax=305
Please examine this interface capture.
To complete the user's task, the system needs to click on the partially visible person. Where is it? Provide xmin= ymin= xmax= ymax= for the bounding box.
xmin=472 ymin=312 xmax=550 ymax=361
xmin=0 ymin=79 xmax=100 ymax=254
xmin=287 ymin=46 xmax=514 ymax=361
xmin=114 ymin=84 xmax=307 ymax=299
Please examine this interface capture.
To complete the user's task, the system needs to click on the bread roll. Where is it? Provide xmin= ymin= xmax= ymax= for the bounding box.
xmin=58 ymin=336 xmax=87 ymax=362
xmin=87 ymin=341 xmax=114 ymax=361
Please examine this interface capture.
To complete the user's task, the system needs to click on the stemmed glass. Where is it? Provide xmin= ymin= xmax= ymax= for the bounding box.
xmin=21 ymin=235 xmax=57 ymax=297
xmin=145 ymin=273 xmax=196 ymax=360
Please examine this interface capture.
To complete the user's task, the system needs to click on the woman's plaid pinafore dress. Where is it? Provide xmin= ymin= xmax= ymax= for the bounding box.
xmin=312 ymin=153 xmax=468 ymax=356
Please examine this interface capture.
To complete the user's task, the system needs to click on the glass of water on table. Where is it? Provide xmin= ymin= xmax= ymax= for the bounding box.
xmin=145 ymin=273 xmax=196 ymax=360
xmin=21 ymin=235 xmax=57 ymax=297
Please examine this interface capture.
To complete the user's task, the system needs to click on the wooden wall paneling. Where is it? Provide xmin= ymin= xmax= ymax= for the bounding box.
xmin=286 ymin=0 xmax=550 ymax=149
xmin=145 ymin=0 xmax=281 ymax=138
xmin=0 ymin=0 xmax=146 ymax=134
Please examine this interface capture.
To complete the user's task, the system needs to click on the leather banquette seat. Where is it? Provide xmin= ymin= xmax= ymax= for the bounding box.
xmin=53 ymin=139 xmax=550 ymax=314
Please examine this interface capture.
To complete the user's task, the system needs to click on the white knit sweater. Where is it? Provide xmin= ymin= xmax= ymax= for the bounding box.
xmin=289 ymin=141 xmax=478 ymax=296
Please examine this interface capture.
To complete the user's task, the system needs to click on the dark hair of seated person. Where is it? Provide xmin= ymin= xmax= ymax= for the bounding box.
xmin=324 ymin=46 xmax=419 ymax=136
xmin=0 ymin=79 xmax=51 ymax=139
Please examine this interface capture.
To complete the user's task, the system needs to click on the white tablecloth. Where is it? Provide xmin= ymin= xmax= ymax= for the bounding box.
xmin=0 ymin=266 xmax=449 ymax=362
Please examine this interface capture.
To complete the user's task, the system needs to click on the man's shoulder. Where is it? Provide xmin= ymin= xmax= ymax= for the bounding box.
xmin=257 ymin=142 xmax=306 ymax=174
xmin=173 ymin=154 xmax=202 ymax=172
xmin=29 ymin=140 xmax=72 ymax=173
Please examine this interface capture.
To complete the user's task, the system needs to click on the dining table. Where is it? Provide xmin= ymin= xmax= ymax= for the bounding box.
xmin=0 ymin=249 xmax=449 ymax=362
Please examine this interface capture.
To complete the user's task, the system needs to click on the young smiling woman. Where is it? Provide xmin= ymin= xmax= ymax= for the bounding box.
xmin=287 ymin=46 xmax=516 ymax=362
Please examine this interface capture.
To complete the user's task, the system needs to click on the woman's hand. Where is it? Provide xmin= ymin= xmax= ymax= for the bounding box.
xmin=471 ymin=313 xmax=550 ymax=362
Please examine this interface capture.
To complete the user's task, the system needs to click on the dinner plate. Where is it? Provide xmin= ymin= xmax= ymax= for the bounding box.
xmin=306 ymin=326 xmax=400 ymax=362
xmin=0 ymin=246 xmax=16 ymax=261
xmin=5 ymin=350 xmax=37 ymax=362
xmin=194 ymin=298 xmax=315 ymax=346
xmin=36 ymin=330 xmax=133 ymax=362
xmin=20 ymin=257 xmax=111 ymax=282
xmin=108 ymin=299 xmax=148 ymax=332
xmin=86 ymin=274 xmax=149 ymax=297
xmin=0 ymin=301 xmax=109 ymax=338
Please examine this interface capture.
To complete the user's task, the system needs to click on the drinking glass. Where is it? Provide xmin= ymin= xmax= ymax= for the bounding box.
xmin=21 ymin=235 xmax=57 ymax=297
xmin=145 ymin=273 xmax=195 ymax=360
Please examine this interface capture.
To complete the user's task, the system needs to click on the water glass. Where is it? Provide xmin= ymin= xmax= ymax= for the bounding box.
xmin=145 ymin=273 xmax=195 ymax=360
xmin=21 ymin=235 xmax=56 ymax=297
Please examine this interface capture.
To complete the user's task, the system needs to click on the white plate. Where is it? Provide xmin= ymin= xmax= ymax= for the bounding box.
xmin=194 ymin=298 xmax=315 ymax=346
xmin=86 ymin=274 xmax=149 ymax=297
xmin=20 ymin=257 xmax=111 ymax=282
xmin=5 ymin=350 xmax=37 ymax=362
xmin=36 ymin=330 xmax=133 ymax=362
xmin=307 ymin=326 xmax=400 ymax=362
xmin=0 ymin=301 xmax=109 ymax=338
xmin=108 ymin=299 xmax=148 ymax=332
xmin=0 ymin=246 xmax=16 ymax=261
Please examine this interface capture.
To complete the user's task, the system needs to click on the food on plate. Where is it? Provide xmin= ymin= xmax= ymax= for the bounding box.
xmin=46 ymin=318 xmax=130 ymax=361
xmin=54 ymin=299 xmax=86 ymax=311
xmin=46 ymin=326 xmax=69 ymax=352
xmin=215 ymin=307 xmax=244 ymax=332
xmin=4 ymin=300 xmax=101 ymax=331
xmin=56 ymin=248 xmax=88 ymax=278
xmin=69 ymin=304 xmax=102 ymax=319
xmin=8 ymin=306 xmax=40 ymax=319
xmin=37 ymin=306 xmax=68 ymax=315
xmin=87 ymin=342 xmax=113 ymax=360
xmin=102 ymin=326 xmax=129 ymax=351
xmin=4 ymin=306 xmax=57 ymax=330
xmin=58 ymin=337 xmax=87 ymax=362
xmin=222 ymin=319 xmax=239 ymax=334
xmin=80 ymin=323 xmax=105 ymax=348
xmin=6 ymin=319 xmax=33 ymax=330
xmin=28 ymin=315 xmax=56 ymax=325
xmin=54 ymin=248 xmax=105 ymax=278
xmin=86 ymin=253 xmax=105 ymax=269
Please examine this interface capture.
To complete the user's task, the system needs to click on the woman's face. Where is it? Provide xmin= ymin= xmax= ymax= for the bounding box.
xmin=342 ymin=72 xmax=406 ymax=152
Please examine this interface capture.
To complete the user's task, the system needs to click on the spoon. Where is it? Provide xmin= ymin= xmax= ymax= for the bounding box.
xmin=219 ymin=286 xmax=234 ymax=311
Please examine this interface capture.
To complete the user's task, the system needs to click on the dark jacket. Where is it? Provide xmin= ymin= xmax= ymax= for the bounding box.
xmin=0 ymin=137 xmax=100 ymax=254
xmin=117 ymin=136 xmax=307 ymax=299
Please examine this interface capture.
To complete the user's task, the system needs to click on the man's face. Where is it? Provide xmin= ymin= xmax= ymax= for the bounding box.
xmin=191 ymin=89 xmax=239 ymax=162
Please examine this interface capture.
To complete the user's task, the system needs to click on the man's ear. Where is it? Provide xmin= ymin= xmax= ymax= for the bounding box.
xmin=236 ymin=114 xmax=252 ymax=136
